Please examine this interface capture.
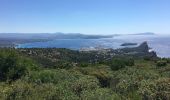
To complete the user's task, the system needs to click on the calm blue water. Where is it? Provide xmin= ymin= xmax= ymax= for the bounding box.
xmin=17 ymin=35 xmax=170 ymax=58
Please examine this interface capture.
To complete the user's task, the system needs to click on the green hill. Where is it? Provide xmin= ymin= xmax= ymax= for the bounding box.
xmin=0 ymin=43 xmax=169 ymax=100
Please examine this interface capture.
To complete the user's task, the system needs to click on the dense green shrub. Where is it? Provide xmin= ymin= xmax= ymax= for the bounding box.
xmin=73 ymin=66 xmax=114 ymax=87
xmin=24 ymin=69 xmax=77 ymax=84
xmin=0 ymin=48 xmax=169 ymax=99
xmin=138 ymin=78 xmax=170 ymax=100
xmin=143 ymin=56 xmax=152 ymax=61
xmin=156 ymin=60 xmax=167 ymax=67
xmin=167 ymin=58 xmax=170 ymax=63
xmin=0 ymin=50 xmax=27 ymax=81
xmin=54 ymin=61 xmax=74 ymax=69
xmin=0 ymin=49 xmax=39 ymax=81
xmin=0 ymin=80 xmax=79 ymax=100
xmin=125 ymin=58 xmax=135 ymax=66
xmin=161 ymin=71 xmax=170 ymax=78
xmin=109 ymin=58 xmax=134 ymax=71
xmin=71 ymin=75 xmax=100 ymax=96
xmin=111 ymin=67 xmax=159 ymax=96
xmin=79 ymin=62 xmax=89 ymax=67
xmin=88 ymin=67 xmax=113 ymax=87
xmin=24 ymin=69 xmax=100 ymax=98
xmin=81 ymin=88 xmax=121 ymax=100
xmin=162 ymin=58 xmax=170 ymax=64
xmin=110 ymin=59 xmax=126 ymax=71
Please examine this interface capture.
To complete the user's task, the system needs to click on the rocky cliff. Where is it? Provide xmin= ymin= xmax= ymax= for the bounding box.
xmin=119 ymin=41 xmax=157 ymax=58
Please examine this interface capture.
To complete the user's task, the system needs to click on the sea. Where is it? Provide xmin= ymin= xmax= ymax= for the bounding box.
xmin=17 ymin=34 xmax=170 ymax=58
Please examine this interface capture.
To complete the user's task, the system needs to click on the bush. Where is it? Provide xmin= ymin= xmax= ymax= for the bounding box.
xmin=81 ymin=88 xmax=121 ymax=100
xmin=0 ymin=50 xmax=27 ymax=81
xmin=143 ymin=56 xmax=152 ymax=61
xmin=111 ymin=67 xmax=159 ymax=96
xmin=24 ymin=69 xmax=77 ymax=84
xmin=71 ymin=75 xmax=99 ymax=96
xmin=0 ymin=80 xmax=79 ymax=100
xmin=73 ymin=66 xmax=114 ymax=87
xmin=54 ymin=61 xmax=74 ymax=69
xmin=110 ymin=58 xmax=134 ymax=71
xmin=79 ymin=62 xmax=88 ymax=67
xmin=167 ymin=58 xmax=170 ymax=63
xmin=162 ymin=58 xmax=170 ymax=64
xmin=138 ymin=78 xmax=170 ymax=100
xmin=156 ymin=60 xmax=167 ymax=67
xmin=89 ymin=68 xmax=113 ymax=88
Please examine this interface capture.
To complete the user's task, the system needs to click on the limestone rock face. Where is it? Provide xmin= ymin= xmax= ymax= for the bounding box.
xmin=119 ymin=41 xmax=157 ymax=58
xmin=137 ymin=41 xmax=149 ymax=52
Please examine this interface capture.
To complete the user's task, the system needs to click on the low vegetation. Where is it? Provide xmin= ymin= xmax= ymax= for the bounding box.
xmin=0 ymin=48 xmax=169 ymax=100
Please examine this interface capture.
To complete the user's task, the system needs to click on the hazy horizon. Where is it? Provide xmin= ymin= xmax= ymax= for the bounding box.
xmin=0 ymin=32 xmax=166 ymax=35
xmin=0 ymin=32 xmax=169 ymax=35
xmin=0 ymin=0 xmax=170 ymax=35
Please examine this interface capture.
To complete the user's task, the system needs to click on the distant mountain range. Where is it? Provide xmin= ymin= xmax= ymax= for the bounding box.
xmin=128 ymin=32 xmax=155 ymax=35
xmin=0 ymin=33 xmax=114 ymax=47
xmin=0 ymin=32 xmax=156 ymax=47
xmin=0 ymin=32 xmax=155 ymax=40
xmin=0 ymin=33 xmax=114 ymax=40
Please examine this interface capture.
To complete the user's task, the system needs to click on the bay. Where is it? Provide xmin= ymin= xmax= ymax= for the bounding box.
xmin=17 ymin=34 xmax=170 ymax=58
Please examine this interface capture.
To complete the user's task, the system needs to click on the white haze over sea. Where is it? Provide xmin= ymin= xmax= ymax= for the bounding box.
xmin=17 ymin=34 xmax=170 ymax=58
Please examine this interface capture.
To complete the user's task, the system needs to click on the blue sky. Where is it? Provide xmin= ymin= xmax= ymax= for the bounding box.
xmin=0 ymin=0 xmax=170 ymax=34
